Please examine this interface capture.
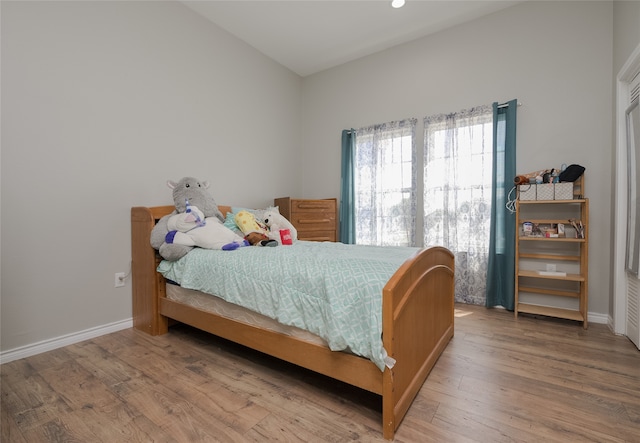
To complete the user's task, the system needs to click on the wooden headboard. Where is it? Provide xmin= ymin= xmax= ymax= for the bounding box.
xmin=130 ymin=204 xmax=233 ymax=334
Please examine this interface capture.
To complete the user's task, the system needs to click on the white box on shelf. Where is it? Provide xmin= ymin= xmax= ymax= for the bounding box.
xmin=518 ymin=184 xmax=536 ymax=201
xmin=554 ymin=182 xmax=573 ymax=200
xmin=536 ymin=183 xmax=554 ymax=200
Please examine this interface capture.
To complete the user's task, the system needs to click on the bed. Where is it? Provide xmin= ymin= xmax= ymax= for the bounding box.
xmin=131 ymin=205 xmax=454 ymax=440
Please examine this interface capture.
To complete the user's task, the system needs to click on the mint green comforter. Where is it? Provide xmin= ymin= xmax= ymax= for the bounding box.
xmin=157 ymin=241 xmax=418 ymax=371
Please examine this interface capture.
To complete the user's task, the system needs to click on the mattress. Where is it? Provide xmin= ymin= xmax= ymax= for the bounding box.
xmin=166 ymin=283 xmax=328 ymax=347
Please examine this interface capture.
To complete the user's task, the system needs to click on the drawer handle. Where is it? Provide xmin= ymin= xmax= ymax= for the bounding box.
xmin=297 ymin=204 xmax=329 ymax=209
xmin=299 ymin=219 xmax=330 ymax=224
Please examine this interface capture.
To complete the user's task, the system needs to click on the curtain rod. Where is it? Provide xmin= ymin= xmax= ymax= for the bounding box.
xmin=498 ymin=101 xmax=522 ymax=109
xmin=348 ymin=103 xmax=521 ymax=131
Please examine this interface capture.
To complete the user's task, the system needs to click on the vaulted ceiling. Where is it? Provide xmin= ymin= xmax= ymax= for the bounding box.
xmin=182 ymin=1 xmax=523 ymax=77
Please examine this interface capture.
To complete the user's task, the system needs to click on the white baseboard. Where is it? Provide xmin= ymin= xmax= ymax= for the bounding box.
xmin=588 ymin=311 xmax=609 ymax=325
xmin=0 ymin=318 xmax=133 ymax=365
xmin=0 ymin=311 xmax=611 ymax=365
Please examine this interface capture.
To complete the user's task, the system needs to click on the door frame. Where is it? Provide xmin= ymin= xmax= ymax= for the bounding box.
xmin=613 ymin=42 xmax=640 ymax=335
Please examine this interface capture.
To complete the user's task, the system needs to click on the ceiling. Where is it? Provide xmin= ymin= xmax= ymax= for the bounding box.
xmin=182 ymin=0 xmax=522 ymax=77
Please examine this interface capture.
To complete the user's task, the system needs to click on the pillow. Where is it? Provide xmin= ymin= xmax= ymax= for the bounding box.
xmin=224 ymin=212 xmax=242 ymax=234
xmin=224 ymin=207 xmax=273 ymax=233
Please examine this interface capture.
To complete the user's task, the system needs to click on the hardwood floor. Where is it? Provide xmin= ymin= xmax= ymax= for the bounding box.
xmin=2 ymin=304 xmax=639 ymax=442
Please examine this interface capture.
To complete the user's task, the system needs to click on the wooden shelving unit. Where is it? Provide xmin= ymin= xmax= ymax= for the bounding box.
xmin=514 ymin=176 xmax=589 ymax=328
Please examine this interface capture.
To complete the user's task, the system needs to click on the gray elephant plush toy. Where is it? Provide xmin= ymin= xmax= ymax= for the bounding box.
xmin=150 ymin=177 xmax=227 ymax=261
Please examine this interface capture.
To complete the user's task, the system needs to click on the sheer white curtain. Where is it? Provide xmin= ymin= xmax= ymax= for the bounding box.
xmin=424 ymin=106 xmax=493 ymax=304
xmin=354 ymin=119 xmax=417 ymax=246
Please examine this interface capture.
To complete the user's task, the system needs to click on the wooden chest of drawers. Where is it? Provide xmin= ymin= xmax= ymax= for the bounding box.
xmin=274 ymin=197 xmax=338 ymax=242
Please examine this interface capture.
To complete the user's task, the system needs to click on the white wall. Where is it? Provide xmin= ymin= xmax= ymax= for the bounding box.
xmin=0 ymin=1 xmax=302 ymax=352
xmin=300 ymin=1 xmax=614 ymax=316
xmin=613 ymin=1 xmax=640 ymax=72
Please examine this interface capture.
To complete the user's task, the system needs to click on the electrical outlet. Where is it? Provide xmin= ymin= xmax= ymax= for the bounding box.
xmin=115 ymin=272 xmax=126 ymax=288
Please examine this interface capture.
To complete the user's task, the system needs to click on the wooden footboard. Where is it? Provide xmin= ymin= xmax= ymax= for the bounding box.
xmin=131 ymin=206 xmax=454 ymax=440
xmin=382 ymin=246 xmax=455 ymax=438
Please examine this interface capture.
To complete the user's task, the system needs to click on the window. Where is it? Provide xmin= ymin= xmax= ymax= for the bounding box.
xmin=423 ymin=107 xmax=493 ymax=251
xmin=351 ymin=106 xmax=494 ymax=305
xmin=353 ymin=119 xmax=417 ymax=246
xmin=423 ymin=106 xmax=494 ymax=305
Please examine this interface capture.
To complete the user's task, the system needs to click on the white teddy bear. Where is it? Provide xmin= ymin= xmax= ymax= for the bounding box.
xmin=262 ymin=209 xmax=298 ymax=244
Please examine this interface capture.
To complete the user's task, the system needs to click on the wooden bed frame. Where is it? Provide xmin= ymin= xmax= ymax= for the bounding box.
xmin=131 ymin=205 xmax=454 ymax=440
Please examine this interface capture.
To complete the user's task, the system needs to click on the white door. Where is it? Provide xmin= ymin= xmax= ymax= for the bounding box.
xmin=615 ymin=42 xmax=640 ymax=350
xmin=626 ymin=72 xmax=640 ymax=349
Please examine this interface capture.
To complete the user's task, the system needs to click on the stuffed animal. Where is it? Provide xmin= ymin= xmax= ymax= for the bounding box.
xmin=165 ymin=201 xmax=248 ymax=251
xmin=151 ymin=177 xmax=228 ymax=261
xmin=234 ymin=210 xmax=278 ymax=247
xmin=262 ymin=209 xmax=297 ymax=244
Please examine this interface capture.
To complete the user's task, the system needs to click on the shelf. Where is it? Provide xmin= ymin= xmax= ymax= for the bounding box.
xmin=517 ymin=218 xmax=580 ymax=224
xmin=516 ymin=303 xmax=585 ymax=322
xmin=518 ymin=252 xmax=580 ymax=261
xmin=518 ymin=237 xmax=585 ymax=242
xmin=518 ymin=199 xmax=587 ymax=205
xmin=518 ymin=270 xmax=584 ymax=281
xmin=518 ymin=285 xmax=580 ymax=298
xmin=514 ymin=180 xmax=588 ymax=329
